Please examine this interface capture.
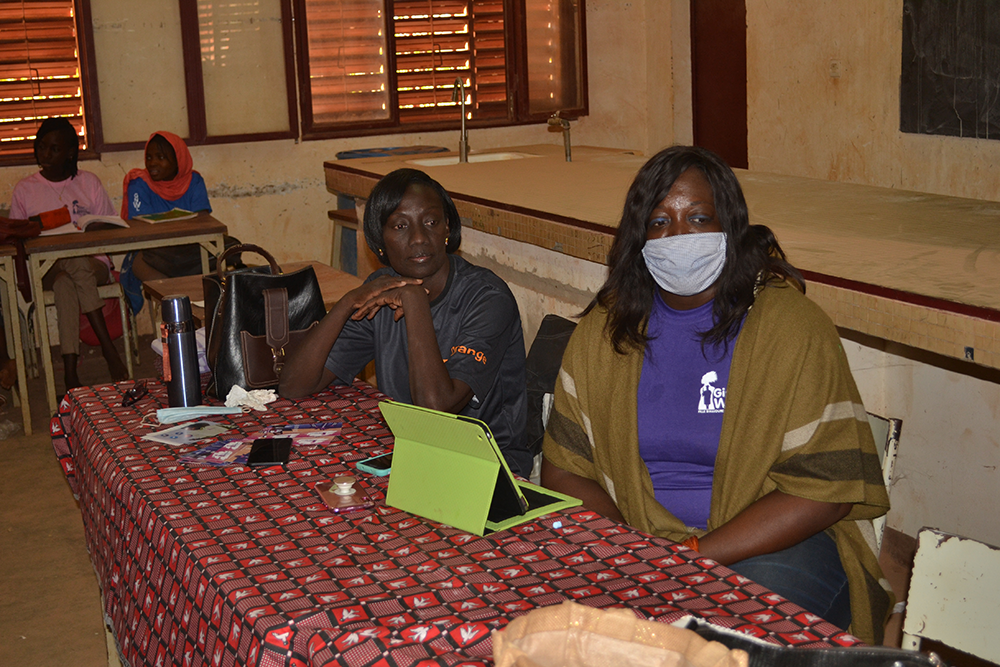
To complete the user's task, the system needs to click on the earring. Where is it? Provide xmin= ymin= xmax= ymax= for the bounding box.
xmin=377 ymin=248 xmax=384 ymax=257
xmin=445 ymin=237 xmax=450 ymax=246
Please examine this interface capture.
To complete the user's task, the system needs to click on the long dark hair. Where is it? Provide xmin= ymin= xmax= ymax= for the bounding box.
xmin=33 ymin=117 xmax=79 ymax=178
xmin=363 ymin=168 xmax=462 ymax=264
xmin=587 ymin=145 xmax=803 ymax=354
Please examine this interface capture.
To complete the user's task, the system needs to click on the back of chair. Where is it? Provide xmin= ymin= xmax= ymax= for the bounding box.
xmin=867 ymin=412 xmax=902 ymax=553
xmin=902 ymin=527 xmax=1000 ymax=663
xmin=525 ymin=315 xmax=577 ymax=456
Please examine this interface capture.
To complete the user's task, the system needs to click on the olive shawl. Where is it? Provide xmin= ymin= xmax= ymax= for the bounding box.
xmin=543 ymin=282 xmax=892 ymax=644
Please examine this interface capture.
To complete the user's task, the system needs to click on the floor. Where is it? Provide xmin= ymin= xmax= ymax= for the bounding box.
xmin=0 ymin=336 xmax=924 ymax=666
xmin=0 ymin=336 xmax=150 ymax=666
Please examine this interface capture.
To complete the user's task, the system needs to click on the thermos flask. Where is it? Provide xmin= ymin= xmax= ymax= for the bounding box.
xmin=161 ymin=295 xmax=202 ymax=407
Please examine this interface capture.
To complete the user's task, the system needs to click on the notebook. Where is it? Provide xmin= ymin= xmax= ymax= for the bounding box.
xmin=380 ymin=400 xmax=581 ymax=536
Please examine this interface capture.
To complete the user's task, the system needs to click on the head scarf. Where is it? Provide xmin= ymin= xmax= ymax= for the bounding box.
xmin=121 ymin=131 xmax=197 ymax=218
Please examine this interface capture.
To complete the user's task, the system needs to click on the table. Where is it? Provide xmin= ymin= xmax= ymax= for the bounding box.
xmin=142 ymin=260 xmax=364 ymax=329
xmin=52 ymin=380 xmax=862 ymax=667
xmin=25 ymin=214 xmax=226 ymax=412
xmin=0 ymin=246 xmax=31 ymax=433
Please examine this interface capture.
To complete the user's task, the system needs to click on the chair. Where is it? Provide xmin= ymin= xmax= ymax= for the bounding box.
xmin=24 ymin=279 xmax=139 ymax=380
xmin=525 ymin=314 xmax=577 ymax=482
xmin=866 ymin=412 xmax=902 ymax=553
xmin=902 ymin=527 xmax=1000 ymax=663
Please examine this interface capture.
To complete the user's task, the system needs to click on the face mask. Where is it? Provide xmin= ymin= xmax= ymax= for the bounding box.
xmin=156 ymin=406 xmax=243 ymax=424
xmin=642 ymin=232 xmax=727 ymax=297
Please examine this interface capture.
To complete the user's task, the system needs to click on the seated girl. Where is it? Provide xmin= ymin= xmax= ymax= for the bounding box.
xmin=541 ymin=146 xmax=892 ymax=644
xmin=120 ymin=131 xmax=211 ymax=288
xmin=9 ymin=117 xmax=128 ymax=389
xmin=279 ymin=169 xmax=532 ymax=477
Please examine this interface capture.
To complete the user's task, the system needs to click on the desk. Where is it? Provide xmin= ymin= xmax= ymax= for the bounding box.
xmin=325 ymin=146 xmax=1000 ymax=370
xmin=142 ymin=260 xmax=364 ymax=329
xmin=53 ymin=381 xmax=861 ymax=667
xmin=0 ymin=247 xmax=31 ymax=433
xmin=25 ymin=214 xmax=226 ymax=412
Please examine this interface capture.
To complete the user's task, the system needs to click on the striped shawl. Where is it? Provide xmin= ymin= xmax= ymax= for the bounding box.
xmin=543 ymin=282 xmax=892 ymax=644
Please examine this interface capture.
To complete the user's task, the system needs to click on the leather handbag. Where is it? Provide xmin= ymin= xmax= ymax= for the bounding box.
xmin=203 ymin=244 xmax=327 ymax=398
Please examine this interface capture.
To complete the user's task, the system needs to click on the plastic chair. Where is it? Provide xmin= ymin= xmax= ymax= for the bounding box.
xmin=866 ymin=412 xmax=902 ymax=554
xmin=525 ymin=314 xmax=577 ymax=482
xmin=902 ymin=527 xmax=1000 ymax=663
xmin=24 ymin=279 xmax=138 ymax=380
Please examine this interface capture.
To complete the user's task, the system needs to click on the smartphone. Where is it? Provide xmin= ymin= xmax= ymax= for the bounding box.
xmin=247 ymin=437 xmax=292 ymax=467
xmin=355 ymin=452 xmax=392 ymax=476
xmin=318 ymin=475 xmax=374 ymax=513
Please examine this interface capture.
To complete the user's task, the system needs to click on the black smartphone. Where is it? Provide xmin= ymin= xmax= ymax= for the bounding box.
xmin=247 ymin=437 xmax=292 ymax=466
xmin=355 ymin=452 xmax=392 ymax=476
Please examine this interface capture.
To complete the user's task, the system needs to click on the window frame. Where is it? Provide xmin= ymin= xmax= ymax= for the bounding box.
xmin=90 ymin=0 xmax=301 ymax=153
xmin=294 ymin=0 xmax=589 ymax=142
xmin=1 ymin=0 xmax=588 ymax=163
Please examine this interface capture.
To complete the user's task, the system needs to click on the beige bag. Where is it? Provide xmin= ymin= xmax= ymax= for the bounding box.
xmin=492 ymin=601 xmax=748 ymax=667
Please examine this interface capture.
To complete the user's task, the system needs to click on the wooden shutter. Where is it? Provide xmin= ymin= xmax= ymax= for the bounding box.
xmin=394 ymin=0 xmax=506 ymax=124
xmin=0 ymin=1 xmax=85 ymax=157
xmin=302 ymin=0 xmax=392 ymax=126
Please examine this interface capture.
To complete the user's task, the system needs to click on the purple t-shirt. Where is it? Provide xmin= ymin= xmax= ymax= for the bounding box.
xmin=637 ymin=295 xmax=737 ymax=530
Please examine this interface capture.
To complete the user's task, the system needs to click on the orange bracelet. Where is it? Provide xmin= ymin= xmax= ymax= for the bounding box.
xmin=680 ymin=535 xmax=700 ymax=552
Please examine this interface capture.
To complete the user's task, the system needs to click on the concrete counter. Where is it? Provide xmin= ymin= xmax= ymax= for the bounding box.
xmin=325 ymin=144 xmax=1000 ymax=369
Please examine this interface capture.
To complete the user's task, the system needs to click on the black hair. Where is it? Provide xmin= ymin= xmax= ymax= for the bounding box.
xmin=586 ymin=145 xmax=804 ymax=354
xmin=33 ymin=117 xmax=79 ymax=178
xmin=363 ymin=168 xmax=462 ymax=264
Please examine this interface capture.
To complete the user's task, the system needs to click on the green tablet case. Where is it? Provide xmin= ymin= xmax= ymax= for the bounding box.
xmin=380 ymin=401 xmax=581 ymax=536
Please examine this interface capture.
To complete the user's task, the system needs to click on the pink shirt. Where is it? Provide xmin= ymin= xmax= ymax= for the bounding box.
xmin=10 ymin=170 xmax=115 ymax=269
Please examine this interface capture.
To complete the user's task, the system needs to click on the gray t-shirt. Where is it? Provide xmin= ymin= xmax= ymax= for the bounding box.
xmin=325 ymin=255 xmax=531 ymax=476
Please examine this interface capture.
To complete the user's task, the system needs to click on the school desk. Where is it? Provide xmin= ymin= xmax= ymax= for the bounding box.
xmin=0 ymin=245 xmax=31 ymax=432
xmin=23 ymin=213 xmax=226 ymax=412
xmin=142 ymin=260 xmax=363 ymax=330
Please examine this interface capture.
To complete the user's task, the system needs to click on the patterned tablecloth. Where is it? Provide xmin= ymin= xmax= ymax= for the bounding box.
xmin=52 ymin=380 xmax=863 ymax=667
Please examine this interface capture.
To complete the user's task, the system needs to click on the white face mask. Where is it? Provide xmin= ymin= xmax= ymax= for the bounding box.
xmin=641 ymin=232 xmax=727 ymax=297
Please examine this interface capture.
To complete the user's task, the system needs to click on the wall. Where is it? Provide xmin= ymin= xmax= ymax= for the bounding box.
xmin=747 ymin=0 xmax=1000 ymax=546
xmin=746 ymin=0 xmax=1000 ymax=202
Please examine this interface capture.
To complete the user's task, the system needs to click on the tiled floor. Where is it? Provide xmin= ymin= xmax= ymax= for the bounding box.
xmin=0 ymin=335 xmax=919 ymax=666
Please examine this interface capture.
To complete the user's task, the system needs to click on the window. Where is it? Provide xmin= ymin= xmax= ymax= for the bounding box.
xmin=295 ymin=0 xmax=587 ymax=138
xmin=0 ymin=0 xmax=90 ymax=159
xmin=1 ymin=0 xmax=586 ymax=155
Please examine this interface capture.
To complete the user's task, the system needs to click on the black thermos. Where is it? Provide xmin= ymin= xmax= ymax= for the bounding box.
xmin=161 ymin=295 xmax=202 ymax=407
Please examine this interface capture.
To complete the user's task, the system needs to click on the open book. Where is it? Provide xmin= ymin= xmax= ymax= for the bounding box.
xmin=133 ymin=208 xmax=198 ymax=224
xmin=39 ymin=214 xmax=130 ymax=236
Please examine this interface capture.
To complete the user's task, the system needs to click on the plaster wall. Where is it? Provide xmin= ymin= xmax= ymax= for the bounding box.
xmin=844 ymin=339 xmax=1000 ymax=546
xmin=746 ymin=0 xmax=1000 ymax=202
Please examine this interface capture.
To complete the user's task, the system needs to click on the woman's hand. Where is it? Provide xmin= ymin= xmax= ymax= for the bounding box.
xmin=698 ymin=491 xmax=852 ymax=565
xmin=348 ymin=276 xmax=425 ymax=321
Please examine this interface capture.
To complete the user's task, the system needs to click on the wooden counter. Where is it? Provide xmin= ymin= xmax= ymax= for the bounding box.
xmin=325 ymin=144 xmax=1000 ymax=369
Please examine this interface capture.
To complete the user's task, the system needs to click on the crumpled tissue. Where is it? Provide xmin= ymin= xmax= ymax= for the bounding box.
xmin=225 ymin=386 xmax=277 ymax=411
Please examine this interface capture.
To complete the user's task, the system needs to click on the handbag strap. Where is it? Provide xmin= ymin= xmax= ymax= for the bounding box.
xmin=216 ymin=243 xmax=281 ymax=281
xmin=263 ymin=288 xmax=290 ymax=377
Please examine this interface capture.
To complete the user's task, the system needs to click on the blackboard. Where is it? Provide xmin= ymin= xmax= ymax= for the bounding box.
xmin=901 ymin=0 xmax=1000 ymax=139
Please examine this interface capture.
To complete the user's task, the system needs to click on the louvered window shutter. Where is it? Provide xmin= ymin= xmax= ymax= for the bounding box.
xmin=302 ymin=0 xmax=393 ymax=126
xmin=394 ymin=0 xmax=506 ymax=124
xmin=0 ymin=0 xmax=85 ymax=157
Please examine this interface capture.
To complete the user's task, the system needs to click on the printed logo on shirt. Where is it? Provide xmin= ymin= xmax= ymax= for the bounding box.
xmin=698 ymin=371 xmax=725 ymax=414
xmin=133 ymin=193 xmax=141 ymax=211
xmin=450 ymin=345 xmax=487 ymax=364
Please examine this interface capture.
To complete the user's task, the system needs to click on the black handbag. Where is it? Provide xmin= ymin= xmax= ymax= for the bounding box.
xmin=203 ymin=244 xmax=327 ymax=398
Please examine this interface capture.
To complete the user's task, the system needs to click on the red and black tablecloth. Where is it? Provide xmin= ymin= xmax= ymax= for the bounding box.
xmin=52 ymin=380 xmax=863 ymax=667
